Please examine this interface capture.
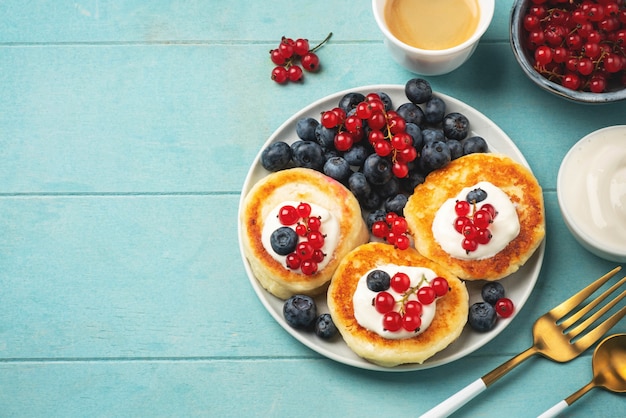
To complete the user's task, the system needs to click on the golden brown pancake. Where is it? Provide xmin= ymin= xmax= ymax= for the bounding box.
xmin=404 ymin=153 xmax=545 ymax=281
xmin=241 ymin=167 xmax=369 ymax=299
xmin=327 ymin=242 xmax=468 ymax=367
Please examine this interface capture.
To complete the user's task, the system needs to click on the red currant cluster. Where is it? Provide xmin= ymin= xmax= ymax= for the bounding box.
xmin=270 ymin=33 xmax=332 ymax=84
xmin=522 ymin=0 xmax=626 ymax=93
xmin=277 ymin=202 xmax=325 ymax=275
xmin=373 ymin=273 xmax=449 ymax=332
xmin=453 ymin=199 xmax=497 ymax=254
xmin=371 ymin=212 xmax=411 ymax=250
xmin=320 ymin=94 xmax=416 ymax=179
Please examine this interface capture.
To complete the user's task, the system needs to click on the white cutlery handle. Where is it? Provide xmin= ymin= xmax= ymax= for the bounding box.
xmin=419 ymin=378 xmax=487 ymax=418
xmin=537 ymin=400 xmax=568 ymax=418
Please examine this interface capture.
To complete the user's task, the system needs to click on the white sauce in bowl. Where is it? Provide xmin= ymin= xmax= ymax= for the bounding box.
xmin=558 ymin=126 xmax=626 ymax=261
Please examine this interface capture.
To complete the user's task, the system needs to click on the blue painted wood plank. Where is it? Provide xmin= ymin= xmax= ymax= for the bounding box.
xmin=0 ymin=1 xmax=514 ymax=43
xmin=0 ymin=355 xmax=623 ymax=417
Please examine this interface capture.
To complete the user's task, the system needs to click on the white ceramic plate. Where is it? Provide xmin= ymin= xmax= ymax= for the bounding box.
xmin=238 ymin=84 xmax=545 ymax=371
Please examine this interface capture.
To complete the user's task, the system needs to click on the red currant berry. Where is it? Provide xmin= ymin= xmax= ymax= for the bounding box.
xmin=368 ymin=110 xmax=387 ymax=130
xmin=356 ymin=102 xmax=373 ymax=119
xmin=388 ymin=116 xmax=406 ymax=134
xmin=307 ymin=231 xmax=325 ymax=249
xmin=473 ymin=209 xmax=492 ymax=229
xmin=374 ymin=291 xmax=396 ymax=314
xmin=391 ymin=217 xmax=408 ymax=235
xmin=311 ymin=249 xmax=325 ymax=263
xmin=321 ymin=110 xmax=339 ymax=128
xmin=431 ymin=277 xmax=449 ymax=297
xmin=287 ymin=65 xmax=303 ymax=82
xmin=535 ymin=45 xmax=553 ymax=66
xmin=270 ymin=49 xmax=287 ymax=65
xmin=404 ymin=300 xmax=423 ymax=316
xmin=476 ymin=228 xmax=492 ymax=244
xmin=371 ymin=220 xmax=389 ymax=238
xmin=397 ymin=146 xmax=417 ymax=163
xmin=391 ymin=272 xmax=411 ymax=293
xmin=296 ymin=241 xmax=315 ymax=259
xmin=301 ymin=52 xmax=320 ymax=72
xmin=278 ymin=38 xmax=294 ymax=59
xmin=334 ymin=132 xmax=354 ymax=152
xmin=382 ymin=311 xmax=402 ymax=332
xmin=297 ymin=202 xmax=311 ymax=218
xmin=307 ymin=216 xmax=321 ymax=231
xmin=300 ymin=259 xmax=318 ymax=275
xmin=344 ymin=115 xmax=363 ymax=135
xmin=392 ymin=161 xmax=409 ymax=178
xmin=495 ymin=298 xmax=515 ymax=318
xmin=271 ymin=66 xmax=289 ymax=84
xmin=562 ymin=73 xmax=582 ymax=90
xmin=385 ymin=212 xmax=398 ymax=223
xmin=454 ymin=216 xmax=471 ymax=233
xmin=295 ymin=223 xmax=308 ymax=237
xmin=278 ymin=205 xmax=299 ymax=225
xmin=480 ymin=203 xmax=497 ymax=219
xmin=394 ymin=234 xmax=410 ymax=250
xmin=391 ymin=132 xmax=411 ymax=150
xmin=402 ymin=313 xmax=422 ymax=332
xmin=417 ymin=286 xmax=436 ymax=305
xmin=462 ymin=238 xmax=478 ymax=253
xmin=455 ymin=200 xmax=471 ymax=216
xmin=286 ymin=253 xmax=301 ymax=269
xmin=374 ymin=140 xmax=392 ymax=157
xmin=293 ymin=38 xmax=310 ymax=56
xmin=462 ymin=223 xmax=478 ymax=239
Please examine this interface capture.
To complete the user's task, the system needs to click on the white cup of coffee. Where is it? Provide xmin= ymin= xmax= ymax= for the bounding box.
xmin=372 ymin=0 xmax=495 ymax=75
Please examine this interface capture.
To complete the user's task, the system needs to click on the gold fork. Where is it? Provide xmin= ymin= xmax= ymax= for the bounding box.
xmin=421 ymin=266 xmax=626 ymax=418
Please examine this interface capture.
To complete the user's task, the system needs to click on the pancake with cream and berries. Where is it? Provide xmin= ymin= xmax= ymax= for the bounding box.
xmin=241 ymin=167 xmax=369 ymax=299
xmin=327 ymin=242 xmax=468 ymax=367
xmin=404 ymin=153 xmax=545 ymax=281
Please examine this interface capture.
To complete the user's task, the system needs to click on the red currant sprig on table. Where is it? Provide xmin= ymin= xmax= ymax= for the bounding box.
xmin=372 ymin=273 xmax=449 ymax=332
xmin=370 ymin=212 xmax=412 ymax=250
xmin=522 ymin=0 xmax=626 ymax=93
xmin=320 ymin=93 xmax=417 ymax=178
xmin=277 ymin=202 xmax=326 ymax=275
xmin=270 ymin=32 xmax=333 ymax=84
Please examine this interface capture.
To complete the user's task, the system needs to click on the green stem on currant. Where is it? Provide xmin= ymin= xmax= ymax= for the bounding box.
xmin=398 ymin=274 xmax=429 ymax=314
xmin=310 ymin=32 xmax=333 ymax=53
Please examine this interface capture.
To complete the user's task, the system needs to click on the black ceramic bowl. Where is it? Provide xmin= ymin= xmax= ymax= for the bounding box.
xmin=510 ymin=0 xmax=626 ymax=104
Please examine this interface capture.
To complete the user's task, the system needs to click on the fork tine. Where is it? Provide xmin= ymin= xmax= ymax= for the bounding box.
xmin=572 ymin=304 xmax=626 ymax=352
xmin=567 ymin=288 xmax=626 ymax=337
xmin=550 ymin=266 xmax=622 ymax=319
xmin=560 ymin=275 xmax=626 ymax=329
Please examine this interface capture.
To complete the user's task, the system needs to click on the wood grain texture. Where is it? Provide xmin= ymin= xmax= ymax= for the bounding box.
xmin=0 ymin=1 xmax=625 ymax=417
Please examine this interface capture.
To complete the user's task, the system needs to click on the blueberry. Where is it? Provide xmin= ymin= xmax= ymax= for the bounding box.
xmin=314 ymin=313 xmax=338 ymax=339
xmin=323 ymin=156 xmax=352 ymax=184
xmin=315 ymin=124 xmax=338 ymax=149
xmin=343 ymin=142 xmax=369 ymax=166
xmin=374 ymin=177 xmax=400 ymax=200
xmin=270 ymin=226 xmax=298 ymax=256
xmin=400 ymin=170 xmax=425 ymax=193
xmin=397 ymin=102 xmax=425 ymax=127
xmin=422 ymin=128 xmax=445 ymax=145
xmin=358 ymin=190 xmax=382 ymax=211
xmin=442 ymin=112 xmax=470 ymax=140
xmin=296 ymin=117 xmax=320 ymax=142
xmin=405 ymin=78 xmax=433 ymax=104
xmin=384 ymin=193 xmax=408 ymax=215
xmin=283 ymin=295 xmax=317 ymax=330
xmin=468 ymin=302 xmax=497 ymax=332
xmin=405 ymin=122 xmax=424 ymax=151
xmin=466 ymin=187 xmax=488 ymax=204
xmin=367 ymin=269 xmax=391 ymax=292
xmin=338 ymin=92 xmax=366 ymax=114
xmin=261 ymin=141 xmax=292 ymax=172
xmin=481 ymin=282 xmax=505 ymax=305
xmin=291 ymin=140 xmax=325 ymax=171
xmin=348 ymin=171 xmax=371 ymax=199
xmin=463 ymin=136 xmax=489 ymax=155
xmin=446 ymin=139 xmax=464 ymax=160
xmin=420 ymin=140 xmax=451 ymax=173
xmin=377 ymin=91 xmax=393 ymax=111
xmin=363 ymin=154 xmax=393 ymax=185
xmin=366 ymin=209 xmax=387 ymax=230
xmin=423 ymin=96 xmax=446 ymax=125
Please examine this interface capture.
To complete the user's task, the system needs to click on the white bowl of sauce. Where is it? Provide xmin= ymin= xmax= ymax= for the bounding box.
xmin=372 ymin=0 xmax=494 ymax=75
xmin=557 ymin=126 xmax=626 ymax=263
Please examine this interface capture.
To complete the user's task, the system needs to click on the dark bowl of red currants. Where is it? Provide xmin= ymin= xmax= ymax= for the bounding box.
xmin=510 ymin=0 xmax=626 ymax=104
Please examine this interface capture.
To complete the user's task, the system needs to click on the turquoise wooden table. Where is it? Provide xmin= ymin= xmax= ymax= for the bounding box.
xmin=1 ymin=1 xmax=625 ymax=416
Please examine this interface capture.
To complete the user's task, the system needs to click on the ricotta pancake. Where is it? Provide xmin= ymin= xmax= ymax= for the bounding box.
xmin=404 ymin=153 xmax=545 ymax=280
xmin=327 ymin=242 xmax=468 ymax=367
xmin=241 ymin=167 xmax=369 ymax=299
